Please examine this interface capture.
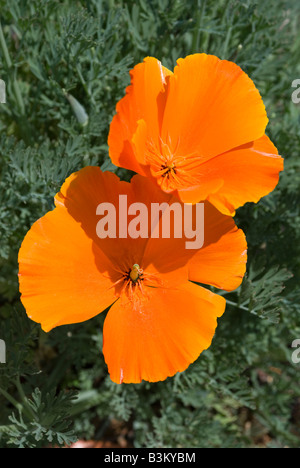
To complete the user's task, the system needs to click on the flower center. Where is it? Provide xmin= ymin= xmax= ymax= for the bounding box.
xmin=129 ymin=264 xmax=143 ymax=282
xmin=109 ymin=260 xmax=166 ymax=307
xmin=160 ymin=162 xmax=177 ymax=178
xmin=145 ymin=138 xmax=204 ymax=192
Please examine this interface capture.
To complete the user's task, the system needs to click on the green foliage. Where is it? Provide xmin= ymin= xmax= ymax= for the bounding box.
xmin=0 ymin=0 xmax=300 ymax=448
xmin=4 ymin=388 xmax=78 ymax=448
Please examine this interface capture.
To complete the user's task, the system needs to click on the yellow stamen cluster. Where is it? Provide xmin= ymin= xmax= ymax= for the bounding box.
xmin=129 ymin=264 xmax=142 ymax=282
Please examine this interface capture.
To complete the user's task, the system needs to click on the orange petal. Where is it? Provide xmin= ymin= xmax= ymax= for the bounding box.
xmin=188 ymin=203 xmax=247 ymax=291
xmin=103 ymin=282 xmax=226 ymax=384
xmin=176 ymin=178 xmax=224 ymax=204
xmin=161 ymin=53 xmax=268 ymax=160
xmin=55 ymin=166 xmax=151 ymax=272
xmin=130 ymin=174 xmax=193 ymax=287
xmin=205 ymin=134 xmax=284 ymax=215
xmin=130 ymin=175 xmax=247 ymax=290
xmin=19 ymin=166 xmax=157 ymax=333
xmin=108 ymin=57 xmax=172 ymax=172
xmin=18 ymin=205 xmax=117 ymax=332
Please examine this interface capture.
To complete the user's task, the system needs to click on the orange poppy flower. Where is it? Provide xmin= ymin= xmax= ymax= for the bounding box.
xmin=108 ymin=54 xmax=284 ymax=215
xmin=18 ymin=167 xmax=247 ymax=384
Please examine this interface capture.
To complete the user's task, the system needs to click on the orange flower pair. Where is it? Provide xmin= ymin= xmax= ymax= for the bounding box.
xmin=18 ymin=54 xmax=283 ymax=384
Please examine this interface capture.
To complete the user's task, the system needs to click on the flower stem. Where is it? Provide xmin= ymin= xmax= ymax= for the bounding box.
xmin=0 ymin=21 xmax=12 ymax=68
xmin=225 ymin=299 xmax=260 ymax=318
xmin=225 ymin=299 xmax=249 ymax=312
xmin=0 ymin=386 xmax=23 ymax=412
xmin=0 ymin=379 xmax=35 ymax=421
xmin=192 ymin=0 xmax=206 ymax=53
xmin=15 ymin=377 xmax=36 ymax=421
xmin=0 ymin=21 xmax=25 ymax=115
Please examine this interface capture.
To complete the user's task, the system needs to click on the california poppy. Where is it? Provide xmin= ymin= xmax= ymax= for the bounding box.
xmin=108 ymin=54 xmax=284 ymax=215
xmin=18 ymin=167 xmax=247 ymax=383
